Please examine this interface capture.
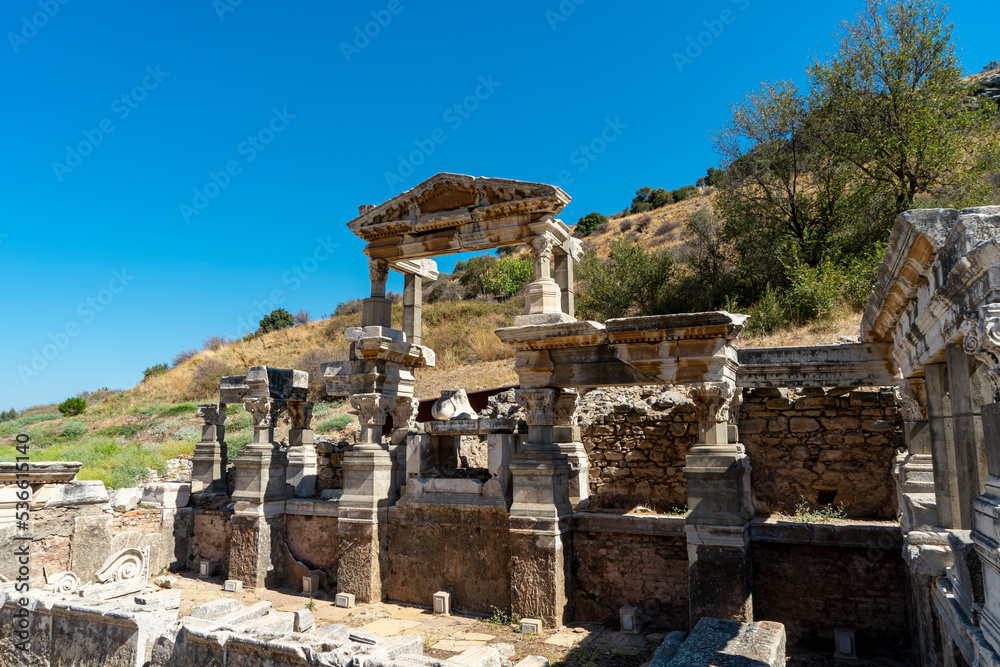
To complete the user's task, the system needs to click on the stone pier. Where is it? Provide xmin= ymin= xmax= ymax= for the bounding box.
xmin=192 ymin=402 xmax=227 ymax=495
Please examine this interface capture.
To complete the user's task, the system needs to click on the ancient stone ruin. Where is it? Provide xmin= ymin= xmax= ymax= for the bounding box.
xmin=4 ymin=174 xmax=1000 ymax=666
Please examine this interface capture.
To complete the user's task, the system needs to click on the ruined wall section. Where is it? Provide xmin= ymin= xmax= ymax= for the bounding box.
xmin=740 ymin=387 xmax=903 ymax=519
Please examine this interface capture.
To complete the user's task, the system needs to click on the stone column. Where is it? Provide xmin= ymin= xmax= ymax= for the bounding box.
xmin=229 ymin=397 xmax=288 ymax=589
xmin=509 ymin=387 xmax=573 ymax=627
xmin=925 ymin=362 xmax=960 ymax=529
xmin=516 ymin=233 xmax=573 ymax=326
xmin=286 ymin=400 xmax=316 ymax=498
xmin=389 ymin=397 xmax=419 ymax=501
xmin=973 ymin=402 xmax=1000 ymax=654
xmin=554 ymin=389 xmax=589 ymax=508
xmin=192 ymin=403 xmax=227 ymax=495
xmin=402 ymin=273 xmax=423 ymax=345
xmin=553 ymin=248 xmax=575 ymax=320
xmin=894 ymin=379 xmax=937 ymax=531
xmin=683 ymin=382 xmax=753 ymax=625
xmin=947 ymin=343 xmax=987 ymax=530
xmin=337 ymin=393 xmax=395 ymax=603
xmin=363 ymin=259 xmax=392 ymax=328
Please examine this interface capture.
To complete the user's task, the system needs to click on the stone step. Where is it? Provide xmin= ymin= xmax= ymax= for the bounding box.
xmin=452 ymin=646 xmax=501 ymax=667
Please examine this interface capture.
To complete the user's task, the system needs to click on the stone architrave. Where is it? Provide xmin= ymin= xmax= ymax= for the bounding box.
xmin=192 ymin=403 xmax=227 ymax=494
xmin=684 ymin=380 xmax=753 ymax=625
xmin=509 ymin=387 xmax=573 ymax=627
xmin=286 ymin=400 xmax=316 ymax=498
xmin=553 ymin=389 xmax=589 ymax=508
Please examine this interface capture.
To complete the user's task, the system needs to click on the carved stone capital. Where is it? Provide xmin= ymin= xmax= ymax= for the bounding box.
xmin=687 ymin=382 xmax=736 ymax=423
xmin=197 ymin=403 xmax=226 ymax=426
xmin=566 ymin=237 xmax=584 ymax=262
xmin=962 ymin=305 xmax=1000 ymax=401
xmin=350 ymin=393 xmax=396 ymax=428
xmin=390 ymin=396 xmax=420 ymax=432
xmin=895 ymin=379 xmax=928 ymax=422
xmin=369 ymin=259 xmax=389 ymax=285
xmin=528 ymin=233 xmax=557 ymax=263
xmin=515 ymin=388 xmax=557 ymax=426
xmin=243 ymin=397 xmax=275 ymax=428
xmin=287 ymin=400 xmax=314 ymax=430
xmin=554 ymin=390 xmax=579 ymax=427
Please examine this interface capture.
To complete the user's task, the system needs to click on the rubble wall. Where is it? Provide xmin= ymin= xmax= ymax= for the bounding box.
xmin=192 ymin=508 xmax=233 ymax=575
xmin=285 ymin=514 xmax=339 ymax=582
xmin=385 ymin=504 xmax=511 ymax=614
xmin=571 ymin=514 xmax=688 ymax=631
xmin=740 ymin=388 xmax=903 ymax=519
xmin=751 ymin=540 xmax=909 ymax=647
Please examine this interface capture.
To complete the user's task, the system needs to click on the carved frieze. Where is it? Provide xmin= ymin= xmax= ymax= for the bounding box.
xmin=962 ymin=305 xmax=1000 ymax=401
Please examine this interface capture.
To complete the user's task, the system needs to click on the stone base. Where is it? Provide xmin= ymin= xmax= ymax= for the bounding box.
xmin=687 ymin=526 xmax=752 ymax=626
xmin=229 ymin=513 xmax=285 ymax=589
xmin=513 ymin=312 xmax=577 ymax=327
xmin=665 ymin=617 xmax=786 ymax=667
xmin=509 ymin=516 xmax=572 ymax=628
xmin=337 ymin=508 xmax=386 ymax=603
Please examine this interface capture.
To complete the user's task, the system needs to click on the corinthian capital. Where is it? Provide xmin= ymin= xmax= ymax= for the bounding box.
xmin=350 ymin=393 xmax=396 ymax=427
xmin=894 ymin=379 xmax=927 ymax=422
xmin=515 ymin=388 xmax=557 ymax=426
xmin=369 ymin=259 xmax=389 ymax=285
xmin=391 ymin=396 xmax=419 ymax=432
xmin=197 ymin=403 xmax=226 ymax=426
xmin=286 ymin=400 xmax=314 ymax=430
xmin=554 ymin=389 xmax=579 ymax=426
xmin=687 ymin=382 xmax=736 ymax=423
xmin=962 ymin=305 xmax=1000 ymax=401
xmin=243 ymin=397 xmax=275 ymax=428
xmin=528 ymin=233 xmax=557 ymax=263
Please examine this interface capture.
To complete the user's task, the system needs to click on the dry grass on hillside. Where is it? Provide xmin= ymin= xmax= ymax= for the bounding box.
xmin=737 ymin=309 xmax=863 ymax=348
xmin=579 ymin=190 xmax=717 ymax=258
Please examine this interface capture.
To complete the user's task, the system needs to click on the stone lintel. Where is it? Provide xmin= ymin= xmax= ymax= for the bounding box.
xmin=686 ymin=524 xmax=750 ymax=548
xmin=232 ymin=500 xmax=286 ymax=517
xmin=736 ymin=342 xmax=895 ymax=388
xmin=390 ymin=258 xmax=439 ymax=280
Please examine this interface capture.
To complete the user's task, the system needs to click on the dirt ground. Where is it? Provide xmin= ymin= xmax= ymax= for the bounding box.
xmin=165 ymin=573 xmax=915 ymax=666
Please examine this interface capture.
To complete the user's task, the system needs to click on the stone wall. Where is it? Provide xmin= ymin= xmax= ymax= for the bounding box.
xmin=571 ymin=513 xmax=688 ymax=631
xmin=112 ymin=507 xmax=164 ymax=534
xmin=740 ymin=387 xmax=903 ymax=519
xmin=751 ymin=535 xmax=909 ymax=647
xmin=192 ymin=508 xmax=232 ymax=575
xmin=579 ymin=388 xmax=696 ymax=511
xmin=285 ymin=514 xmax=339 ymax=583
xmin=385 ymin=504 xmax=511 ymax=614
xmin=316 ymin=441 xmax=349 ymax=492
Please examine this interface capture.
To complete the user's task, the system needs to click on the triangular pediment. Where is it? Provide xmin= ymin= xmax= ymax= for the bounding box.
xmin=347 ymin=173 xmax=571 ymax=242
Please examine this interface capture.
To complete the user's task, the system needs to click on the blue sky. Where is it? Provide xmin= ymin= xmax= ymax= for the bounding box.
xmin=0 ymin=0 xmax=995 ymax=410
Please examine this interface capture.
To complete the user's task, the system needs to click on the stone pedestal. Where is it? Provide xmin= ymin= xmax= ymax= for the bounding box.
xmin=229 ymin=504 xmax=286 ymax=589
xmin=286 ymin=401 xmax=316 ymax=498
xmin=337 ymin=446 xmax=395 ymax=603
xmin=683 ymin=382 xmax=754 ymax=626
xmin=508 ymin=388 xmax=573 ymax=628
xmin=192 ymin=404 xmax=227 ymax=494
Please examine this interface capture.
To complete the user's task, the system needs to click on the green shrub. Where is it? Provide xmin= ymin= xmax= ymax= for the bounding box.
xmin=227 ymin=412 xmax=253 ymax=430
xmin=576 ymin=239 xmax=675 ymax=321
xmin=575 ymin=212 xmax=608 ymax=237
xmin=173 ymin=425 xmax=201 ymax=442
xmin=317 ymin=415 xmax=353 ymax=432
xmin=60 ymin=421 xmax=87 ymax=438
xmin=226 ymin=431 xmax=253 ymax=455
xmin=142 ymin=363 xmax=169 ymax=381
xmin=258 ymin=308 xmax=294 ymax=334
xmin=0 ymin=408 xmax=16 ymax=422
xmin=482 ymin=256 xmax=532 ymax=299
xmin=0 ymin=413 xmax=60 ymax=438
xmin=58 ymin=397 xmax=86 ymax=416
xmin=744 ymin=286 xmax=788 ymax=336
xmin=784 ymin=254 xmax=843 ymax=324
xmin=98 ymin=425 xmax=142 ymax=439
xmin=841 ymin=242 xmax=887 ymax=311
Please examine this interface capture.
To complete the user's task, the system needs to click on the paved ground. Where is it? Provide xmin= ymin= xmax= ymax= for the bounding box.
xmin=167 ymin=573 xmax=662 ymax=667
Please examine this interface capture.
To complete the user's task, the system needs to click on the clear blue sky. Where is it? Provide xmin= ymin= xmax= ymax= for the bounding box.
xmin=1 ymin=0 xmax=995 ymax=411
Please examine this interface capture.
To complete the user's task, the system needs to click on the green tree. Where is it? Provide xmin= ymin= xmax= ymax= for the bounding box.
xmin=576 ymin=239 xmax=675 ymax=321
xmin=575 ymin=212 xmax=608 ymax=237
xmin=143 ymin=363 xmax=169 ymax=381
xmin=58 ymin=397 xmax=86 ymax=416
xmin=457 ymin=255 xmax=497 ymax=298
xmin=809 ymin=0 xmax=1000 ymax=215
xmin=258 ymin=308 xmax=294 ymax=334
xmin=482 ymin=256 xmax=533 ymax=299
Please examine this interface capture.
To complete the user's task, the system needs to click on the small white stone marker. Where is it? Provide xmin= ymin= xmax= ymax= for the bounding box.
xmin=619 ymin=606 xmax=638 ymax=634
xmin=335 ymin=593 xmax=355 ymax=608
xmin=520 ymin=618 xmax=543 ymax=635
xmin=223 ymin=579 xmax=242 ymax=592
xmin=302 ymin=574 xmax=320 ymax=595
xmin=432 ymin=591 xmax=451 ymax=615
xmin=833 ymin=628 xmax=858 ymax=661
xmin=199 ymin=560 xmax=215 ymax=577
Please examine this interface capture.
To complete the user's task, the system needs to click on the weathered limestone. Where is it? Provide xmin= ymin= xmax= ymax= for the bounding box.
xmin=286 ymin=400 xmax=317 ymax=498
xmin=947 ymin=343 xmax=988 ymax=529
xmin=926 ymin=362 xmax=961 ymax=530
xmin=736 ymin=343 xmax=895 ymax=388
xmin=192 ymin=403 xmax=227 ymax=495
xmin=398 ymin=259 xmax=437 ymax=345
xmin=508 ymin=387 xmax=573 ymax=628
xmin=664 ymin=617 xmax=786 ymax=667
xmin=554 ymin=390 xmax=589 ymax=509
xmin=971 ymin=403 xmax=1000 ymax=655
